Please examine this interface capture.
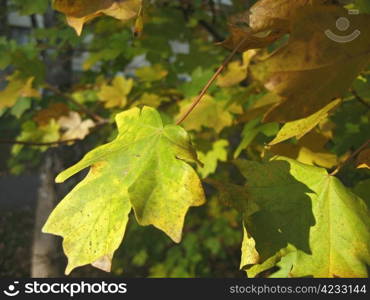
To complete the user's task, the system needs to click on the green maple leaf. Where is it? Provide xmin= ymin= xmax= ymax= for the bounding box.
xmin=236 ymin=157 xmax=370 ymax=278
xmin=234 ymin=119 xmax=278 ymax=158
xmin=43 ymin=106 xmax=205 ymax=274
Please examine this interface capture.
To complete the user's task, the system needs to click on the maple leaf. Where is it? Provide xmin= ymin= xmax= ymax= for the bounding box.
xmin=176 ymin=95 xmax=242 ymax=133
xmin=249 ymin=0 xmax=326 ymax=32
xmin=43 ymin=106 xmax=205 ymax=274
xmin=269 ymin=99 xmax=341 ymax=145
xmin=98 ymin=75 xmax=133 ymax=108
xmin=219 ymin=25 xmax=284 ymax=53
xmin=240 ymin=225 xmax=260 ymax=269
xmin=0 ymin=73 xmax=39 ymax=110
xmin=58 ymin=112 xmax=95 ymax=141
xmin=220 ymin=0 xmax=327 ymax=53
xmin=269 ymin=131 xmax=338 ymax=169
xmin=10 ymin=98 xmax=32 ymax=118
xmin=33 ymin=103 xmax=70 ymax=126
xmin=216 ymin=50 xmax=256 ymax=88
xmin=234 ymin=119 xmax=278 ymax=158
xmin=12 ymin=120 xmax=61 ymax=154
xmin=251 ymin=5 xmax=370 ymax=122
xmin=135 ymin=64 xmax=168 ymax=82
xmin=53 ymin=0 xmax=142 ymax=35
xmin=236 ymin=157 xmax=370 ymax=278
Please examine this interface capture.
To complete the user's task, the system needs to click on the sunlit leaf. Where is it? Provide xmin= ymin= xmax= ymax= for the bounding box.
xmin=269 ymin=99 xmax=341 ymax=145
xmin=43 ymin=106 xmax=205 ymax=274
xmin=216 ymin=50 xmax=256 ymax=88
xmin=177 ymin=95 xmax=242 ymax=133
xmin=269 ymin=131 xmax=338 ymax=168
xmin=98 ymin=75 xmax=133 ymax=108
xmin=0 ymin=74 xmax=39 ymax=110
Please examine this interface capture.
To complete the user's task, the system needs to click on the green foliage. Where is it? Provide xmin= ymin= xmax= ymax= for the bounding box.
xmin=236 ymin=157 xmax=370 ymax=278
xmin=1 ymin=0 xmax=369 ymax=277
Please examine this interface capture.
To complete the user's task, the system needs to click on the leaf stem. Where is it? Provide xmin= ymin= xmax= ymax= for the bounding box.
xmin=176 ymin=36 xmax=248 ymax=125
xmin=330 ymin=139 xmax=370 ymax=176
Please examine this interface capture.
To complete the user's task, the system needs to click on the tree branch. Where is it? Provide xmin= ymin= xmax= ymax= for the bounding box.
xmin=44 ymin=84 xmax=107 ymax=124
xmin=176 ymin=36 xmax=248 ymax=125
xmin=198 ymin=20 xmax=224 ymax=42
xmin=330 ymin=139 xmax=370 ymax=176
xmin=350 ymin=88 xmax=370 ymax=109
xmin=0 ymin=139 xmax=79 ymax=146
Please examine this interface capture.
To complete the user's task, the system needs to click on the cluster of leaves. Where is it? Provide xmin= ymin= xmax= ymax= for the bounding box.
xmin=1 ymin=0 xmax=369 ymax=277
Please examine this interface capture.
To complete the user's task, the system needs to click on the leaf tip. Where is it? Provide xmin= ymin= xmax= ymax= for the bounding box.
xmin=64 ymin=265 xmax=73 ymax=276
xmin=91 ymin=255 xmax=112 ymax=273
xmin=55 ymin=174 xmax=65 ymax=183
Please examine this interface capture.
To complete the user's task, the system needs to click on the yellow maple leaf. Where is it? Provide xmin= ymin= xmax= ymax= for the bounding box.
xmin=54 ymin=0 xmax=142 ymax=35
xmin=0 ymin=74 xmax=40 ymax=110
xmin=269 ymin=131 xmax=338 ymax=168
xmin=98 ymin=75 xmax=133 ymax=108
xmin=58 ymin=112 xmax=95 ymax=141
xmin=269 ymin=99 xmax=341 ymax=145
xmin=135 ymin=64 xmax=168 ymax=82
xmin=176 ymin=95 xmax=242 ymax=133
xmin=217 ymin=50 xmax=256 ymax=88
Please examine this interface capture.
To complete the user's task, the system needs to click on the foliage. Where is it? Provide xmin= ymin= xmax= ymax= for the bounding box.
xmin=1 ymin=0 xmax=369 ymax=278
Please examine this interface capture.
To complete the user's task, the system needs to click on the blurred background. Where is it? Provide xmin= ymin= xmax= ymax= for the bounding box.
xmin=0 ymin=0 xmax=255 ymax=278
xmin=1 ymin=0 xmax=369 ymax=278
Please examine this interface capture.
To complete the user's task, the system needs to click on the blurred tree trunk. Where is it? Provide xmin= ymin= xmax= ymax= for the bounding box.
xmin=0 ymin=0 xmax=9 ymax=37
xmin=31 ymin=152 xmax=63 ymax=277
xmin=31 ymin=7 xmax=75 ymax=277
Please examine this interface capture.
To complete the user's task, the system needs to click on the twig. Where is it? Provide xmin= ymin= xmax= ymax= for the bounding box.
xmin=350 ymin=89 xmax=370 ymax=109
xmin=44 ymin=84 xmax=107 ymax=124
xmin=176 ymin=1 xmax=223 ymax=42
xmin=330 ymin=139 xmax=370 ymax=176
xmin=198 ymin=20 xmax=224 ymax=42
xmin=176 ymin=36 xmax=248 ymax=125
xmin=0 ymin=139 xmax=79 ymax=146
xmin=0 ymin=119 xmax=110 ymax=147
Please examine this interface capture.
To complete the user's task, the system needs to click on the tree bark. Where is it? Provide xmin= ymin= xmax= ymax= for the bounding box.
xmin=31 ymin=152 xmax=63 ymax=277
